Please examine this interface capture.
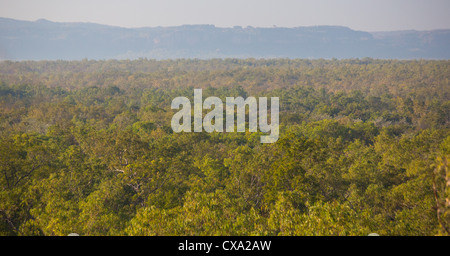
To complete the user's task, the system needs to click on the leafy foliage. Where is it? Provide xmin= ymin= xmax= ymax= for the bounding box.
xmin=0 ymin=58 xmax=449 ymax=235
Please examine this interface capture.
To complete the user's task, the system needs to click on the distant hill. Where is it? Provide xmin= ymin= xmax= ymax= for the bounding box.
xmin=1 ymin=17 xmax=449 ymax=60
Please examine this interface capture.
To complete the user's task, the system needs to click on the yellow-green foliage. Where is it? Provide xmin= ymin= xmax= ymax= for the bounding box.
xmin=0 ymin=59 xmax=449 ymax=236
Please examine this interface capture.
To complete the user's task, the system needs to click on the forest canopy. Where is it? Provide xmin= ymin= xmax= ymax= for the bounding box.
xmin=0 ymin=58 xmax=449 ymax=236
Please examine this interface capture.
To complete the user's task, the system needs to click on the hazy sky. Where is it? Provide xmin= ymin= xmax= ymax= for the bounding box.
xmin=0 ymin=0 xmax=449 ymax=31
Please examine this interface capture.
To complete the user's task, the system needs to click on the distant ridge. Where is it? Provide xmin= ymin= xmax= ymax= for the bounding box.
xmin=0 ymin=17 xmax=449 ymax=60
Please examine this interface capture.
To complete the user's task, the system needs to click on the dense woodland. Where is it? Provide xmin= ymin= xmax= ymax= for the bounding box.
xmin=0 ymin=58 xmax=449 ymax=236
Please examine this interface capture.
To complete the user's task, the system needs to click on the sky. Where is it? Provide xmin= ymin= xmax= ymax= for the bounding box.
xmin=0 ymin=0 xmax=449 ymax=31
